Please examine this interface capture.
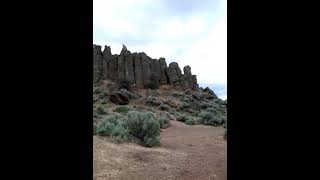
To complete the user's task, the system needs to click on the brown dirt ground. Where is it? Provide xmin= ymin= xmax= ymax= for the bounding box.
xmin=93 ymin=120 xmax=227 ymax=180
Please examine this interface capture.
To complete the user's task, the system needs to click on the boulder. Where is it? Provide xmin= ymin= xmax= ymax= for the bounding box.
xmin=109 ymin=91 xmax=129 ymax=105
xmin=204 ymin=87 xmax=218 ymax=99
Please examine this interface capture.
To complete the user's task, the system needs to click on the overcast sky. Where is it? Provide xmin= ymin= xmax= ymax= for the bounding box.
xmin=93 ymin=0 xmax=227 ymax=100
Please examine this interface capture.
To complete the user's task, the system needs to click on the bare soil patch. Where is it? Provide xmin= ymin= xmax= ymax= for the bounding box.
xmin=94 ymin=121 xmax=227 ymax=180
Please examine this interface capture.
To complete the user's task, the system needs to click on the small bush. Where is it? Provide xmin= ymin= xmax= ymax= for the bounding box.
xmin=93 ymin=87 xmax=102 ymax=94
xmin=93 ymin=123 xmax=97 ymax=135
xmin=171 ymin=91 xmax=184 ymax=98
xmin=160 ymin=104 xmax=171 ymax=111
xmin=146 ymin=82 xmax=159 ymax=89
xmin=97 ymin=119 xmax=115 ymax=136
xmin=99 ymin=91 xmax=108 ymax=99
xmin=224 ymin=129 xmax=227 ymax=140
xmin=119 ymin=89 xmax=139 ymax=99
xmin=158 ymin=117 xmax=170 ymax=129
xmin=96 ymin=115 xmax=129 ymax=143
xmin=185 ymin=117 xmax=195 ymax=125
xmin=178 ymin=102 xmax=190 ymax=111
xmin=95 ymin=106 xmax=106 ymax=115
xmin=199 ymin=111 xmax=224 ymax=126
xmin=127 ymin=111 xmax=160 ymax=147
xmin=175 ymin=113 xmax=185 ymax=122
xmin=146 ymin=96 xmax=161 ymax=106
xmin=113 ymin=106 xmax=131 ymax=114
xmin=118 ymin=78 xmax=130 ymax=90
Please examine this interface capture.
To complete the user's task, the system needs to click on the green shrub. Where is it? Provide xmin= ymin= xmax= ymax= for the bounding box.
xmin=158 ymin=117 xmax=170 ymax=129
xmin=185 ymin=117 xmax=195 ymax=125
xmin=159 ymin=104 xmax=171 ymax=111
xmin=179 ymin=102 xmax=190 ymax=111
xmin=146 ymin=96 xmax=161 ymax=106
xmin=118 ymin=78 xmax=130 ymax=90
xmin=101 ymin=100 xmax=107 ymax=104
xmin=93 ymin=87 xmax=102 ymax=94
xmin=199 ymin=111 xmax=224 ymax=126
xmin=171 ymin=91 xmax=184 ymax=98
xmin=176 ymin=113 xmax=185 ymax=122
xmin=96 ymin=115 xmax=129 ymax=142
xmin=119 ymin=89 xmax=139 ymax=99
xmin=93 ymin=123 xmax=97 ymax=135
xmin=176 ymin=114 xmax=192 ymax=123
xmin=127 ymin=111 xmax=160 ymax=147
xmin=97 ymin=119 xmax=115 ymax=136
xmin=95 ymin=106 xmax=106 ymax=115
xmin=111 ymin=120 xmax=130 ymax=143
xmin=113 ymin=106 xmax=131 ymax=114
xmin=99 ymin=91 xmax=108 ymax=99
xmin=224 ymin=129 xmax=227 ymax=140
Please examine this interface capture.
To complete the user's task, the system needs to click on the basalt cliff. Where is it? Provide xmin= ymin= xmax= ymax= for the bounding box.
xmin=93 ymin=44 xmax=199 ymax=90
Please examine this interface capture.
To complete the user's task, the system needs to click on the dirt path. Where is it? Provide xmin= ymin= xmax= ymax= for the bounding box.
xmin=93 ymin=121 xmax=227 ymax=180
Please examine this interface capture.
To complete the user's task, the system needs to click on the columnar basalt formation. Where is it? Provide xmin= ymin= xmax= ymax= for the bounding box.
xmin=93 ymin=45 xmax=103 ymax=83
xmin=93 ymin=44 xmax=199 ymax=90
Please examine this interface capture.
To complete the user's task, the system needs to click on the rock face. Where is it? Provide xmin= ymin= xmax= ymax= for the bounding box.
xmin=93 ymin=45 xmax=103 ymax=83
xmin=159 ymin=58 xmax=168 ymax=84
xmin=133 ymin=53 xmax=143 ymax=88
xmin=102 ymin=45 xmax=111 ymax=80
xmin=167 ymin=63 xmax=180 ymax=84
xmin=93 ymin=44 xmax=199 ymax=90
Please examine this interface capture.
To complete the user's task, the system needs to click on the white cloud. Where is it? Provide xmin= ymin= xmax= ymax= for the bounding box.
xmin=93 ymin=0 xmax=227 ymax=99
xmin=176 ymin=17 xmax=227 ymax=85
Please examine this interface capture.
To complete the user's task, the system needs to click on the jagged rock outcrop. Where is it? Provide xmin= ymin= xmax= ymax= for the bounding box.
xmin=141 ymin=53 xmax=151 ymax=86
xmin=167 ymin=62 xmax=180 ymax=84
xmin=93 ymin=44 xmax=199 ymax=90
xmin=159 ymin=58 xmax=169 ymax=84
xmin=102 ymin=45 xmax=111 ymax=80
xmin=93 ymin=45 xmax=103 ymax=83
xmin=181 ymin=65 xmax=193 ymax=89
xmin=133 ymin=53 xmax=144 ymax=88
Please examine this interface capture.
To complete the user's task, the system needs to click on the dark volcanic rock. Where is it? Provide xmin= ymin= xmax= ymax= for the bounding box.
xmin=109 ymin=91 xmax=129 ymax=105
xmin=159 ymin=58 xmax=168 ymax=84
xmin=102 ymin=45 xmax=112 ymax=80
xmin=94 ymin=44 xmax=204 ymax=92
xmin=192 ymin=75 xmax=199 ymax=89
xmin=133 ymin=53 xmax=144 ymax=88
xmin=141 ymin=54 xmax=151 ymax=87
xmin=117 ymin=55 xmax=126 ymax=80
xmin=181 ymin=65 xmax=193 ymax=89
xmin=167 ymin=62 xmax=180 ymax=84
xmin=108 ymin=55 xmax=118 ymax=81
xmin=124 ymin=52 xmax=135 ymax=85
xmin=150 ymin=59 xmax=161 ymax=83
xmin=204 ymin=87 xmax=218 ymax=98
xmin=183 ymin=65 xmax=192 ymax=76
xmin=93 ymin=45 xmax=103 ymax=83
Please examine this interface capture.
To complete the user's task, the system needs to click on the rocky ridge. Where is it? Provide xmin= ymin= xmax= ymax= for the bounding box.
xmin=93 ymin=44 xmax=199 ymax=90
